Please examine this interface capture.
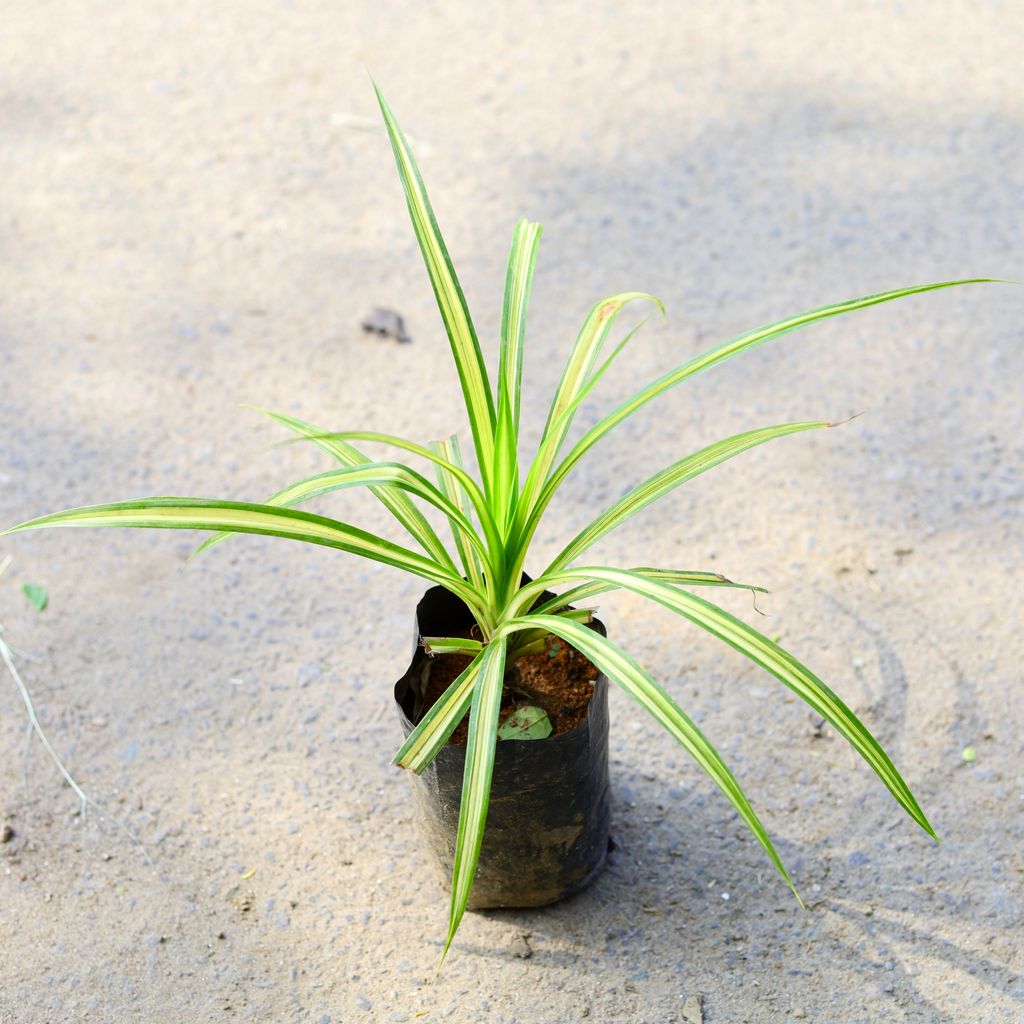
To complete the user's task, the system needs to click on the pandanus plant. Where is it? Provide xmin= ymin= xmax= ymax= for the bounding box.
xmin=5 ymin=84 xmax=996 ymax=959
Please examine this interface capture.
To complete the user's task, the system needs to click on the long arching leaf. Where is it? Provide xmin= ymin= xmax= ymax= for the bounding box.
xmin=529 ymin=280 xmax=998 ymax=534
xmin=266 ymin=420 xmax=499 ymax=546
xmin=513 ymin=293 xmax=663 ymax=547
xmin=520 ymin=567 xmax=767 ymax=617
xmin=392 ymin=650 xmax=483 ymax=773
xmin=193 ymin=462 xmax=474 ymax=574
xmin=4 ymin=499 xmax=486 ymax=615
xmin=544 ymin=419 xmax=829 ymax=574
xmin=443 ymin=637 xmax=507 ymax=964
xmin=373 ymin=83 xmax=496 ymax=490
xmin=429 ymin=435 xmax=488 ymax=592
xmin=525 ymin=567 xmax=935 ymax=838
xmin=494 ymin=219 xmax=542 ymax=532
xmin=497 ymin=614 xmax=798 ymax=898
xmin=249 ymin=406 xmax=454 ymax=566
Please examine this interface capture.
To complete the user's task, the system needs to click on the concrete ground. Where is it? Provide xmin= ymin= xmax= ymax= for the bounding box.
xmin=1 ymin=2 xmax=1021 ymax=1021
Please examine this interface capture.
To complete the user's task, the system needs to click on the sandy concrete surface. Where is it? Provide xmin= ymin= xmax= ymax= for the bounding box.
xmin=1 ymin=2 xmax=1021 ymax=1021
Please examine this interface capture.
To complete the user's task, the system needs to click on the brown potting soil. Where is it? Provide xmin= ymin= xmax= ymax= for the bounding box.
xmin=420 ymin=628 xmax=599 ymax=745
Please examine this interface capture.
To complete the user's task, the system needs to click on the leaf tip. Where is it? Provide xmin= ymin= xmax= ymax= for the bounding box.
xmin=827 ymin=411 xmax=865 ymax=428
xmin=436 ymin=929 xmax=457 ymax=975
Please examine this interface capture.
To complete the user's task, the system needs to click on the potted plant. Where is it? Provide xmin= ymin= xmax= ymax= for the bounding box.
xmin=4 ymin=84 xmax=996 ymax=963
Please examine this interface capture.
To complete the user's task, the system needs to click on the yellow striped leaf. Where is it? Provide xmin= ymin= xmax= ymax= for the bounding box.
xmin=530 ymin=280 xmax=998 ymax=539
xmin=544 ymin=420 xmax=829 ymax=574
xmin=4 ymin=499 xmax=486 ymax=615
xmin=521 ymin=567 xmax=766 ymax=617
xmin=494 ymin=219 xmax=542 ymax=532
xmin=250 ymin=407 xmax=453 ymax=566
xmin=430 ymin=435 xmax=489 ymax=597
xmin=193 ymin=462 xmax=471 ymax=574
xmin=497 ymin=614 xmax=798 ymax=899
xmin=442 ymin=637 xmax=507 ymax=964
xmin=374 ymin=83 xmax=496 ymax=490
xmin=392 ymin=651 xmax=483 ymax=773
xmin=519 ymin=567 xmax=935 ymax=838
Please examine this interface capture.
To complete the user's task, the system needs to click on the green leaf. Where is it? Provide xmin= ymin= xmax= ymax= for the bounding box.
xmin=499 ymin=219 xmax=543 ymax=439
xmin=506 ymin=607 xmax=594 ymax=659
xmin=392 ymin=651 xmax=483 ymax=773
xmin=494 ymin=219 xmax=542 ymax=531
xmin=194 ymin=462 xmax=473 ymax=574
xmin=498 ymin=613 xmax=798 ymax=899
xmin=421 ymin=636 xmax=483 ymax=657
xmin=512 ymin=293 xmax=662 ymax=559
xmin=543 ymin=292 xmax=664 ymax=443
xmin=429 ymin=436 xmax=488 ymax=594
xmin=533 ymin=280 xmax=999 ymax=533
xmin=497 ymin=705 xmax=552 ymax=741
xmin=528 ymin=567 xmax=935 ymax=839
xmin=514 ymin=567 xmax=766 ymax=618
xmin=373 ymin=83 xmax=497 ymax=492
xmin=544 ymin=420 xmax=829 ymax=574
xmin=4 ymin=499 xmax=488 ymax=620
xmin=443 ymin=637 xmax=507 ymax=964
xmin=268 ymin=422 xmax=501 ymax=556
xmin=21 ymin=583 xmax=48 ymax=611
xmin=248 ymin=407 xmax=454 ymax=567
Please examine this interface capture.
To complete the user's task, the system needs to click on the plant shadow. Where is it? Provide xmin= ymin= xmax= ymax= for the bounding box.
xmin=447 ymin=775 xmax=1021 ymax=1020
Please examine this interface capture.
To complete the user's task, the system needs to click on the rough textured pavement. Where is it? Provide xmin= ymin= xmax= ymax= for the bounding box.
xmin=1 ymin=3 xmax=1022 ymax=1022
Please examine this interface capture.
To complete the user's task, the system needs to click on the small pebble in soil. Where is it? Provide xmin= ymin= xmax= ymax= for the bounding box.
xmin=509 ymin=933 xmax=532 ymax=959
xmin=360 ymin=307 xmax=411 ymax=344
xmin=1 ymin=824 xmax=15 ymax=844
xmin=681 ymin=994 xmax=703 ymax=1023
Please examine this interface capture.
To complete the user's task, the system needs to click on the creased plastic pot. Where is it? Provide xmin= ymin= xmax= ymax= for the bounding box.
xmin=394 ymin=583 xmax=611 ymax=909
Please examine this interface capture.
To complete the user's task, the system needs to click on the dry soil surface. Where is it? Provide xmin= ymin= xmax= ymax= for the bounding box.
xmin=1 ymin=3 xmax=1022 ymax=1022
